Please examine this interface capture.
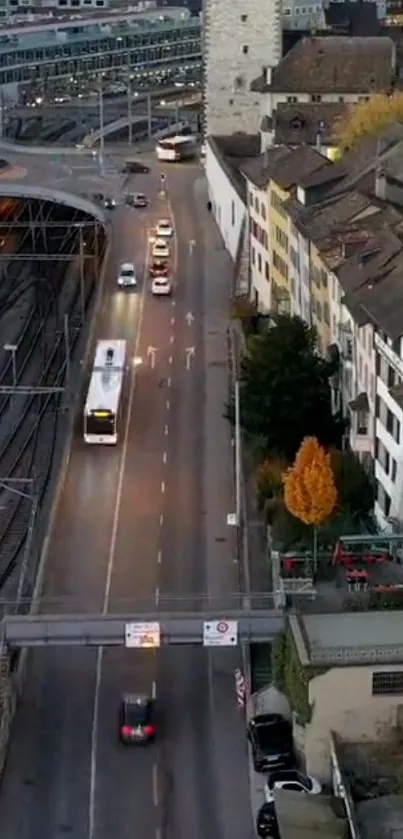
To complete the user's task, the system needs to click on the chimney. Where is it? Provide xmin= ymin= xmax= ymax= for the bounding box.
xmin=266 ymin=66 xmax=272 ymax=85
xmin=375 ymin=168 xmax=387 ymax=201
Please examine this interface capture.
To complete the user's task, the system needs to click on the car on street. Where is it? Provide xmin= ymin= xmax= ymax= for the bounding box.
xmin=152 ymin=238 xmax=170 ymax=260
xmin=118 ymin=694 xmax=155 ymax=744
xmin=122 ymin=160 xmax=150 ymax=174
xmin=117 ymin=262 xmax=137 ymax=288
xmin=155 ymin=218 xmax=173 ymax=238
xmin=151 ymin=275 xmax=172 ymax=296
xmin=247 ymin=713 xmax=295 ymax=773
xmin=104 ymin=196 xmax=116 ymax=210
xmin=129 ymin=192 xmax=148 ymax=208
xmin=256 ymin=802 xmax=279 ymax=839
xmin=149 ymin=259 xmax=169 ymax=278
xmin=264 ymin=770 xmax=322 ymax=802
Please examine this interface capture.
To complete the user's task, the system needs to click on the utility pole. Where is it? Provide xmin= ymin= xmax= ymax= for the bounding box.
xmin=127 ymin=55 xmax=133 ymax=147
xmin=63 ymin=314 xmax=71 ymax=393
xmin=98 ymin=74 xmax=105 ymax=175
xmin=147 ymin=92 xmax=152 ymax=140
xmin=235 ymin=380 xmax=241 ymax=527
xmin=79 ymin=227 xmax=85 ymax=323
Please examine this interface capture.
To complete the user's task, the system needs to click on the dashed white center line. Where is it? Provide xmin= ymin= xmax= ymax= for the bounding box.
xmin=164 ymin=424 xmax=169 ymax=435
xmin=166 ymin=400 xmax=170 ymax=410
xmin=163 ymin=451 xmax=167 ymax=464
xmin=167 ymin=377 xmax=171 ymax=387
xmin=172 ymin=300 xmax=176 ymax=307
xmin=171 ymin=317 xmax=175 ymax=325
xmin=170 ymin=335 xmax=174 ymax=345
xmin=157 ymin=549 xmax=162 ymax=564
xmin=161 ymin=481 xmax=165 ymax=494
xmin=159 ymin=513 xmax=164 ymax=526
xmin=155 ymin=586 xmax=160 ymax=605
xmin=152 ymin=679 xmax=157 ymax=699
xmin=169 ymin=356 xmax=173 ymax=365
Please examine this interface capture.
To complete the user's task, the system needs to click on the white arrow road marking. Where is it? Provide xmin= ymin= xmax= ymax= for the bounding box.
xmin=185 ymin=346 xmax=195 ymax=370
xmin=147 ymin=346 xmax=157 ymax=369
xmin=185 ymin=311 xmax=194 ymax=326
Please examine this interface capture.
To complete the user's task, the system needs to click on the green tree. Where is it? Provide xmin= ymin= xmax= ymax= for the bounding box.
xmin=236 ymin=314 xmax=343 ymax=461
xmin=330 ymin=448 xmax=375 ymax=524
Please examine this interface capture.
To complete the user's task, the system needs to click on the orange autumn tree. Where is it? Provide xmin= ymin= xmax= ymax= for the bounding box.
xmin=283 ymin=437 xmax=337 ymax=568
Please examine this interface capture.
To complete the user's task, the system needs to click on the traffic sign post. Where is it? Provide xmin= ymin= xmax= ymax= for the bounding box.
xmin=125 ymin=621 xmax=161 ymax=648
xmin=203 ymin=619 xmax=238 ymax=646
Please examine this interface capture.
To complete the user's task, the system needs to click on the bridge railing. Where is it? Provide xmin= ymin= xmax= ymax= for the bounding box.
xmin=0 ymin=592 xmax=281 ymax=617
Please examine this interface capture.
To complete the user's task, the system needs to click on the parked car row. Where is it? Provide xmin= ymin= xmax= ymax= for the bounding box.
xmin=248 ymin=714 xmax=322 ymax=838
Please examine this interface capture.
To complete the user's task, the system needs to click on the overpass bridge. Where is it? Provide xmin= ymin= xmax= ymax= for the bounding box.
xmin=83 ymin=118 xmax=190 ymax=147
xmin=1 ymin=609 xmax=285 ymax=648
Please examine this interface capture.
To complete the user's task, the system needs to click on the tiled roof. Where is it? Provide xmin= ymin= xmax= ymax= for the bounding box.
xmin=251 ymin=35 xmax=396 ymax=94
xmin=246 ymin=144 xmax=329 ymax=191
xmin=269 ymin=102 xmax=346 ymax=146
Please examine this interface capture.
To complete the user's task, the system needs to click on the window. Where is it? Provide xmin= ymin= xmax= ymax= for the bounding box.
xmin=251 ymin=247 xmax=255 ymax=266
xmin=392 ymin=459 xmax=397 ymax=482
xmin=372 ymin=671 xmax=403 ymax=696
xmin=261 ymin=203 xmax=266 ymax=220
xmin=376 ymin=481 xmax=391 ymax=517
xmin=241 ymin=13 xmax=248 ymax=20
xmin=249 ymin=191 xmax=253 ymax=207
xmin=258 ymin=253 xmax=262 ymax=272
xmin=254 ymin=196 xmax=259 ymax=213
xmin=357 ymin=411 xmax=368 ymax=436
xmin=229 ymin=98 xmax=234 ymax=105
xmin=323 ymin=302 xmax=330 ymax=325
xmin=242 ymin=45 xmax=249 ymax=54
xmin=265 ymin=261 xmax=269 ymax=281
xmin=311 ymin=94 xmax=322 ymax=102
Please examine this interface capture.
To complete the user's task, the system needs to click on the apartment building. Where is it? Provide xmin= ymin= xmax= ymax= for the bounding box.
xmin=240 ymin=160 xmax=271 ymax=310
xmin=250 ymin=35 xmax=398 ymax=150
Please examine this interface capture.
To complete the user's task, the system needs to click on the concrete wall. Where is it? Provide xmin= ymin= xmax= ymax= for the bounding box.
xmin=203 ymin=0 xmax=282 ymax=135
xmin=205 ymin=142 xmax=245 ymax=260
xmin=304 ymin=664 xmax=403 ymax=781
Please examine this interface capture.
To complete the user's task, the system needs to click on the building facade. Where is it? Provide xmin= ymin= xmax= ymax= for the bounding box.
xmin=203 ymin=0 xmax=282 ymax=136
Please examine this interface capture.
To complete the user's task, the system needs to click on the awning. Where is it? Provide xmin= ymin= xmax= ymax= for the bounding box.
xmin=349 ymin=392 xmax=369 ymax=412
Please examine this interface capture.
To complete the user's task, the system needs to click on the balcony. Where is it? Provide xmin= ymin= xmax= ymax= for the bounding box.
xmin=375 ymin=333 xmax=403 ymax=379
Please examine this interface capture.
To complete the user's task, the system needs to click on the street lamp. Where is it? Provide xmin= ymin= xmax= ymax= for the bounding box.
xmin=235 ymin=380 xmax=241 ymax=527
xmin=4 ymin=343 xmax=17 ymax=406
xmin=98 ymin=73 xmax=105 ymax=175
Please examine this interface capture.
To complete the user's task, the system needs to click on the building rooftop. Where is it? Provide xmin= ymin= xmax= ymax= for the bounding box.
xmin=290 ymin=611 xmax=403 ymax=667
xmin=251 ymin=35 xmax=397 ymax=94
xmin=324 ymin=1 xmax=380 ymax=37
xmin=244 ymin=144 xmax=329 ymax=192
xmin=265 ymin=102 xmax=346 ymax=147
xmin=208 ymin=134 xmax=260 ymax=201
xmin=273 ymin=789 xmax=347 ymax=839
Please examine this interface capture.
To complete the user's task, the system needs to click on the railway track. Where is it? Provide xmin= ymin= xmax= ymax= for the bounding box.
xmin=0 ymin=264 xmax=96 ymax=598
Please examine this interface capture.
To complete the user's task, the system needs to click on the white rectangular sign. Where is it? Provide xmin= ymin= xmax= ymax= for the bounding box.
xmin=203 ymin=620 xmax=238 ymax=647
xmin=125 ymin=622 xmax=161 ymax=648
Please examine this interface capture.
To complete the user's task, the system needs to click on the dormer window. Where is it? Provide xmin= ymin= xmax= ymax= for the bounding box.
xmin=291 ymin=118 xmax=302 ymax=131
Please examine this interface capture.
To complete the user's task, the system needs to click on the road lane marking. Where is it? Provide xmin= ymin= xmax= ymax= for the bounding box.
xmin=172 ymin=300 xmax=176 ymax=307
xmin=152 ymin=679 xmax=157 ymax=699
xmin=163 ymin=451 xmax=167 ymax=464
xmin=169 ymin=356 xmax=173 ymax=364
xmin=161 ymin=481 xmax=165 ymax=494
xmin=88 ymin=221 xmax=150 ymax=839
xmin=156 ymin=827 xmax=162 ymax=839
xmin=164 ymin=424 xmax=169 ymax=435
xmin=171 ymin=317 xmax=175 ymax=325
xmin=166 ymin=400 xmax=170 ymax=410
xmin=159 ymin=513 xmax=164 ymax=526
xmin=152 ymin=764 xmax=159 ymax=806
xmin=157 ymin=549 xmax=162 ymax=564
xmin=170 ymin=335 xmax=174 ymax=345
xmin=155 ymin=586 xmax=160 ymax=605
xmin=167 ymin=377 xmax=171 ymax=387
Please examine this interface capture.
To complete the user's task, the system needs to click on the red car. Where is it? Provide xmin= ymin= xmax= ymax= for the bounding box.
xmin=149 ymin=259 xmax=169 ymax=278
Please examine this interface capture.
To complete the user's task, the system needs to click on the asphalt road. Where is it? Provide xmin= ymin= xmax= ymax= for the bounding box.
xmin=0 ymin=164 xmax=254 ymax=839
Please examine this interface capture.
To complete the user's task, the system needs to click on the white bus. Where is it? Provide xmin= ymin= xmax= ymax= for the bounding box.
xmin=84 ymin=339 xmax=127 ymax=444
xmin=156 ymin=135 xmax=197 ymax=162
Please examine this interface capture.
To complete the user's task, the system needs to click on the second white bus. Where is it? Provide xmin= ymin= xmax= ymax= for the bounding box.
xmin=84 ymin=339 xmax=127 ymax=444
xmin=156 ymin=135 xmax=197 ymax=162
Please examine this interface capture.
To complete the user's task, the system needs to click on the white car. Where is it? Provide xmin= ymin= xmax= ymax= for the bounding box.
xmin=152 ymin=239 xmax=170 ymax=260
xmin=264 ymin=770 xmax=322 ymax=804
xmin=155 ymin=219 xmax=173 ymax=238
xmin=117 ymin=262 xmax=137 ymax=287
xmin=151 ymin=276 xmax=172 ymax=296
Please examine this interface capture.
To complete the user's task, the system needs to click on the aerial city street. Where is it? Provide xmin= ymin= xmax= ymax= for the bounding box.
xmin=2 ymin=1 xmax=403 ymax=839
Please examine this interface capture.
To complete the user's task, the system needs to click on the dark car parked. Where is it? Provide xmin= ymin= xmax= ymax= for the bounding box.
xmin=256 ymin=802 xmax=279 ymax=839
xmin=122 ymin=160 xmax=150 ymax=174
xmin=247 ymin=713 xmax=295 ymax=773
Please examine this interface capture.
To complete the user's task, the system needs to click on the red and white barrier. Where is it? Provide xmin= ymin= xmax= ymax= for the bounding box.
xmin=234 ymin=668 xmax=246 ymax=708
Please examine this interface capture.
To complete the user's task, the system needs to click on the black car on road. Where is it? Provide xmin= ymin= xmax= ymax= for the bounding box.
xmin=256 ymin=802 xmax=279 ymax=839
xmin=122 ymin=160 xmax=150 ymax=174
xmin=118 ymin=694 xmax=155 ymax=744
xmin=247 ymin=713 xmax=294 ymax=773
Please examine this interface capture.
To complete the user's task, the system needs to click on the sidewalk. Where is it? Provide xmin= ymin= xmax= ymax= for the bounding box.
xmin=194 ymin=173 xmax=282 ymax=834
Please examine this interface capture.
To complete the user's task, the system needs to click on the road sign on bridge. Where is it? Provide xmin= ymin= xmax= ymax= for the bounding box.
xmin=1 ymin=610 xmax=284 ymax=648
